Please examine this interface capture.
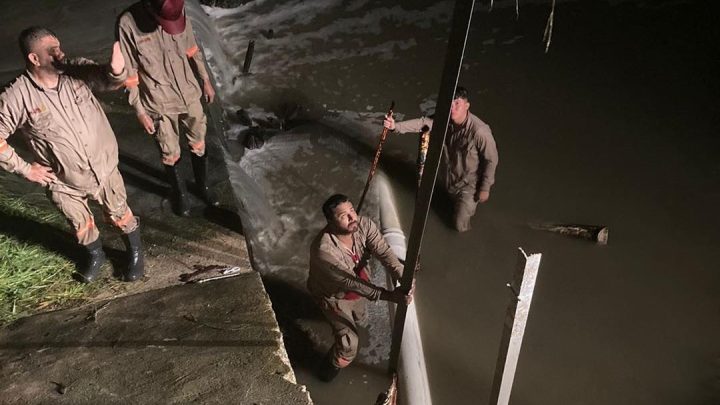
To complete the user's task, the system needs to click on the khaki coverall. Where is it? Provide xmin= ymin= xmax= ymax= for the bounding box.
xmin=395 ymin=112 xmax=499 ymax=231
xmin=118 ymin=6 xmax=210 ymax=166
xmin=307 ymin=216 xmax=404 ymax=368
xmin=0 ymin=61 xmax=137 ymax=245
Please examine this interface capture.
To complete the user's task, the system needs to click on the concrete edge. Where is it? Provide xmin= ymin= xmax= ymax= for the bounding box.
xmin=185 ymin=1 xmax=309 ymax=400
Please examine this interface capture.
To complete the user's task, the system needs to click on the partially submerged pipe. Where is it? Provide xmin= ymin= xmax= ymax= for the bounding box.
xmin=376 ymin=173 xmax=432 ymax=405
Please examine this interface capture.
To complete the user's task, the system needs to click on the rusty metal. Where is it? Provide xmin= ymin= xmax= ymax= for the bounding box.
xmin=416 ymin=127 xmax=430 ymax=189
xmin=357 ymin=101 xmax=395 ymax=213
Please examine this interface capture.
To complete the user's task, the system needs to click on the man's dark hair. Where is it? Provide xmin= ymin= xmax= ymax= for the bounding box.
xmin=18 ymin=26 xmax=57 ymax=61
xmin=322 ymin=194 xmax=351 ymax=221
xmin=454 ymin=86 xmax=470 ymax=101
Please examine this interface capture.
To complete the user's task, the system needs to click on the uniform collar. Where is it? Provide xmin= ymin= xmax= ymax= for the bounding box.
xmin=24 ymin=70 xmax=64 ymax=92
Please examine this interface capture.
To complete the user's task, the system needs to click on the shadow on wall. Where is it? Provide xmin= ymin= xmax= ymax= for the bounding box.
xmin=262 ymin=275 xmax=326 ymax=371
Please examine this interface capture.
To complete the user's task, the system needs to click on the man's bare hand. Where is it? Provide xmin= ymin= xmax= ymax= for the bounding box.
xmin=382 ymin=287 xmax=413 ymax=305
xmin=137 ymin=113 xmax=155 ymax=134
xmin=109 ymin=41 xmax=125 ymax=75
xmin=24 ymin=163 xmax=57 ymax=186
xmin=383 ymin=114 xmax=395 ymax=131
xmin=202 ymin=79 xmax=215 ymax=104
xmin=475 ymin=190 xmax=490 ymax=203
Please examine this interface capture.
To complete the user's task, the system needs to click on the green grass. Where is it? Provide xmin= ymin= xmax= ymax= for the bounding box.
xmin=0 ymin=174 xmax=93 ymax=325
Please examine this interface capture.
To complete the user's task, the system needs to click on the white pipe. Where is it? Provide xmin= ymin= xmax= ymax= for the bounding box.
xmin=376 ymin=173 xmax=432 ymax=405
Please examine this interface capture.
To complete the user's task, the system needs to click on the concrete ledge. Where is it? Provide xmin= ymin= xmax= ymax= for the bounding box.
xmin=0 ymin=273 xmax=312 ymax=404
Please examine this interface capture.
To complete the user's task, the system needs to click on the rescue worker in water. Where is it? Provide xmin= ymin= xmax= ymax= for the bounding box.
xmin=384 ymin=86 xmax=499 ymax=232
xmin=0 ymin=27 xmax=144 ymax=283
xmin=307 ymin=194 xmax=413 ymax=382
xmin=117 ymin=0 xmax=218 ymax=216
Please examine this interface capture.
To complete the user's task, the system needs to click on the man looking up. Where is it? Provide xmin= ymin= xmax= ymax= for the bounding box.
xmin=384 ymin=86 xmax=499 ymax=232
xmin=117 ymin=0 xmax=218 ymax=216
xmin=307 ymin=194 xmax=412 ymax=382
xmin=0 ymin=27 xmax=144 ymax=283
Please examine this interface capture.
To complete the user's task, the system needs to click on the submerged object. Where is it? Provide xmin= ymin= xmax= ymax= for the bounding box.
xmin=529 ymin=222 xmax=609 ymax=244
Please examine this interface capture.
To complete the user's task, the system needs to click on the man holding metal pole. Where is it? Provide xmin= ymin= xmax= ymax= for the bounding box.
xmin=117 ymin=0 xmax=218 ymax=216
xmin=384 ymin=86 xmax=499 ymax=232
xmin=307 ymin=194 xmax=412 ymax=382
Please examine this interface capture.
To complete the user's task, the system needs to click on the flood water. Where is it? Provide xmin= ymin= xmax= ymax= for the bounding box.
xmin=209 ymin=0 xmax=720 ymax=404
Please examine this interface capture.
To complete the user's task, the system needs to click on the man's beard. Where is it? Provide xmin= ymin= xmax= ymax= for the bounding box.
xmin=335 ymin=221 xmax=358 ymax=235
xmin=47 ymin=59 xmax=65 ymax=74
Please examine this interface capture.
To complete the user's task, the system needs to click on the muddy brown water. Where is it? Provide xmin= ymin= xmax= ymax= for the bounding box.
xmin=222 ymin=1 xmax=720 ymax=403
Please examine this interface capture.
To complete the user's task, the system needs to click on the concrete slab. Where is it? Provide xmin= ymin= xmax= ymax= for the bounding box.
xmin=0 ymin=273 xmax=312 ymax=404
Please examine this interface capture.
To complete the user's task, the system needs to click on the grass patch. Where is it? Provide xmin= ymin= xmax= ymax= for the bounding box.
xmin=0 ymin=174 xmax=93 ymax=325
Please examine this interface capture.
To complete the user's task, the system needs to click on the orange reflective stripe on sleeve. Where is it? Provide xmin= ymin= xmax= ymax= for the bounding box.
xmin=186 ymin=45 xmax=199 ymax=58
xmin=0 ymin=140 xmax=8 ymax=153
xmin=75 ymin=218 xmax=96 ymax=238
xmin=124 ymin=75 xmax=139 ymax=88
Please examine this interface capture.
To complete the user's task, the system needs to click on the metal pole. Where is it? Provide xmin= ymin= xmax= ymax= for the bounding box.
xmin=357 ymin=102 xmax=395 ymax=213
xmin=242 ymin=40 xmax=255 ymax=75
xmin=388 ymin=0 xmax=477 ymax=373
xmin=489 ymin=249 xmax=542 ymax=405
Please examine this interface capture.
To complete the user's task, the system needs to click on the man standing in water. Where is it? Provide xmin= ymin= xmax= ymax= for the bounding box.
xmin=0 ymin=27 xmax=144 ymax=283
xmin=308 ymin=194 xmax=412 ymax=382
xmin=117 ymin=0 xmax=218 ymax=216
xmin=384 ymin=86 xmax=499 ymax=232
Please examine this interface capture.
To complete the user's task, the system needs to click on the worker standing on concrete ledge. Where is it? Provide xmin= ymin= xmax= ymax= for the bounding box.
xmin=384 ymin=86 xmax=499 ymax=232
xmin=117 ymin=0 xmax=218 ymax=217
xmin=308 ymin=194 xmax=412 ymax=382
xmin=0 ymin=27 xmax=144 ymax=283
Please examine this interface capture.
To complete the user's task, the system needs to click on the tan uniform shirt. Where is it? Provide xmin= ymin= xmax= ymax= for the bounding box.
xmin=0 ymin=60 xmax=126 ymax=197
xmin=308 ymin=216 xmax=404 ymax=302
xmin=395 ymin=112 xmax=499 ymax=193
xmin=118 ymin=6 xmax=209 ymax=116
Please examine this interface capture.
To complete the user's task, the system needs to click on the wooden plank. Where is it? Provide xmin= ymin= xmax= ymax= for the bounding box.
xmin=489 ymin=248 xmax=542 ymax=405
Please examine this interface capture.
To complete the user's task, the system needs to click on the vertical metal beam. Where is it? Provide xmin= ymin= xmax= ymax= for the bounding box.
xmin=489 ymin=248 xmax=542 ymax=405
xmin=388 ymin=0 xmax=477 ymax=373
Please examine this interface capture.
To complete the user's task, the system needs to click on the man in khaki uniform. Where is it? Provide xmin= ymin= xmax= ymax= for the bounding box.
xmin=117 ymin=0 xmax=218 ymax=216
xmin=384 ymin=86 xmax=499 ymax=232
xmin=307 ymin=194 xmax=411 ymax=382
xmin=0 ymin=27 xmax=144 ymax=283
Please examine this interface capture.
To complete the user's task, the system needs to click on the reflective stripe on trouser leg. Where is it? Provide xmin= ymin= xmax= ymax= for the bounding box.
xmin=452 ymin=191 xmax=478 ymax=232
xmin=96 ymin=168 xmax=138 ymax=234
xmin=183 ymin=101 xmax=208 ymax=157
xmin=320 ymin=299 xmax=365 ymax=368
xmin=155 ymin=114 xmax=182 ymax=166
xmin=48 ymin=190 xmax=99 ymax=246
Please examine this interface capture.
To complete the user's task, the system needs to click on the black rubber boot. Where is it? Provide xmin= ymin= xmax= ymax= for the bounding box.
xmin=121 ymin=228 xmax=145 ymax=282
xmin=317 ymin=351 xmax=342 ymax=382
xmin=164 ymin=163 xmax=191 ymax=216
xmin=74 ymin=239 xmax=106 ymax=283
xmin=191 ymin=153 xmax=220 ymax=207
